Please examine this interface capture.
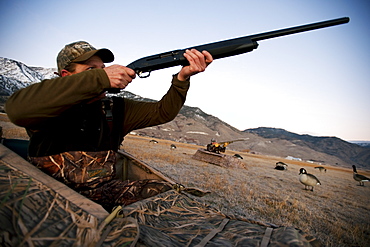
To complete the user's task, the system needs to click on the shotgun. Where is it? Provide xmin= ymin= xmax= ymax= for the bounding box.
xmin=108 ymin=17 xmax=349 ymax=93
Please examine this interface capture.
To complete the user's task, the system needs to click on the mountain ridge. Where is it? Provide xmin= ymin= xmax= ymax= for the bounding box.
xmin=245 ymin=127 xmax=370 ymax=168
xmin=1 ymin=57 xmax=369 ymax=169
xmin=0 ymin=57 xmax=57 ymax=96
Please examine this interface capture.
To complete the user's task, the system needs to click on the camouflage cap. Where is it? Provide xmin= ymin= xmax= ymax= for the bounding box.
xmin=57 ymin=41 xmax=114 ymax=73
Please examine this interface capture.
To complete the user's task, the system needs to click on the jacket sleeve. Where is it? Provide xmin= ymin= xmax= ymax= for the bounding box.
xmin=122 ymin=75 xmax=190 ymax=135
xmin=5 ymin=69 xmax=110 ymax=128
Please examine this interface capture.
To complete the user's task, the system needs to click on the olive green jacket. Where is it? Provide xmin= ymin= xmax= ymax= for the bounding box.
xmin=5 ymin=69 xmax=190 ymax=156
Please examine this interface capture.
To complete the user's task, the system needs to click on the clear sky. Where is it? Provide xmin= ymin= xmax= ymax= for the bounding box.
xmin=1 ymin=0 xmax=369 ymax=141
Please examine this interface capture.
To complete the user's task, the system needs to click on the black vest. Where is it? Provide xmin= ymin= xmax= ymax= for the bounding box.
xmin=28 ymin=97 xmax=124 ymax=157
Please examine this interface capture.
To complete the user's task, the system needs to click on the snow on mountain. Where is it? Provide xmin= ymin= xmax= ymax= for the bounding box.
xmin=0 ymin=57 xmax=57 ymax=96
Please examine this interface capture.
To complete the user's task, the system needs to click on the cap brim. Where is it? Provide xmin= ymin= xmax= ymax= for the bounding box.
xmin=73 ymin=48 xmax=114 ymax=63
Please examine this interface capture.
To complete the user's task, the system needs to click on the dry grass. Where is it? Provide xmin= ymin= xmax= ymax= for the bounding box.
xmin=0 ymin=113 xmax=28 ymax=139
xmin=1 ymin=116 xmax=369 ymax=246
xmin=122 ymin=134 xmax=370 ymax=247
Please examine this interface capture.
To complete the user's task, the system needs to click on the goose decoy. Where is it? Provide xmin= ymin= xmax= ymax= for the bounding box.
xmin=275 ymin=161 xmax=288 ymax=170
xmin=299 ymin=168 xmax=321 ymax=191
xmin=314 ymin=166 xmax=327 ymax=173
xmin=233 ymin=154 xmax=243 ymax=159
xmin=352 ymin=165 xmax=370 ymax=186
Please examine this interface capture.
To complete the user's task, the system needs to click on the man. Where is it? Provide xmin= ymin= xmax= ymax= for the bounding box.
xmin=5 ymin=41 xmax=213 ymax=211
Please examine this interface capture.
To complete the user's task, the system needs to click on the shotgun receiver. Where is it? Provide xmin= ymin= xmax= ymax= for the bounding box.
xmin=108 ymin=17 xmax=349 ymax=93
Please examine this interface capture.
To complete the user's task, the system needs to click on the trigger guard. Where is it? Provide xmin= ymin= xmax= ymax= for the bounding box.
xmin=138 ymin=71 xmax=151 ymax=78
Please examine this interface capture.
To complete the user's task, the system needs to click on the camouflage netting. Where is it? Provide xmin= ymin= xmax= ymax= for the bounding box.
xmin=121 ymin=190 xmax=320 ymax=247
xmin=0 ymin=161 xmax=138 ymax=246
xmin=0 ymin=159 xmax=320 ymax=246
xmin=192 ymin=149 xmax=245 ymax=169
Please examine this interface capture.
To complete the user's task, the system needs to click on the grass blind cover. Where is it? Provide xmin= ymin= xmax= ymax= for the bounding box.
xmin=0 ymin=160 xmax=320 ymax=246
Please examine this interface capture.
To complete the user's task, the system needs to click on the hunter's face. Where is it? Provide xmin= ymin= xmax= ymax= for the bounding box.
xmin=72 ymin=56 xmax=105 ymax=74
xmin=61 ymin=55 xmax=105 ymax=77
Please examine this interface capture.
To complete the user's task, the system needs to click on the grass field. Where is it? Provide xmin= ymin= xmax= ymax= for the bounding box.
xmin=121 ymin=134 xmax=370 ymax=247
xmin=1 ymin=113 xmax=369 ymax=246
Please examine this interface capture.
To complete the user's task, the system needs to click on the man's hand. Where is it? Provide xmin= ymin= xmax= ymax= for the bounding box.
xmin=104 ymin=65 xmax=136 ymax=89
xmin=177 ymin=49 xmax=213 ymax=81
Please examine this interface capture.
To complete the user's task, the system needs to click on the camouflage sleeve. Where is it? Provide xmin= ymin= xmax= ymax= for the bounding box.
xmin=122 ymin=74 xmax=190 ymax=135
xmin=5 ymin=69 xmax=110 ymax=128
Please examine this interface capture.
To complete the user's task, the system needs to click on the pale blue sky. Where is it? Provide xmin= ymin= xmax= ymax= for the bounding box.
xmin=1 ymin=0 xmax=369 ymax=141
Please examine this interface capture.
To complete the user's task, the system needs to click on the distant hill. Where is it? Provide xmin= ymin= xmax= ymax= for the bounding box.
xmin=244 ymin=127 xmax=370 ymax=169
xmin=350 ymin=141 xmax=370 ymax=148
xmin=1 ymin=57 xmax=369 ymax=170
